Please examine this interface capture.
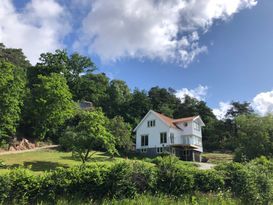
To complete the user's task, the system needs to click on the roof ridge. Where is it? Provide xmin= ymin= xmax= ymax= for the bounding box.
xmin=153 ymin=110 xmax=197 ymax=128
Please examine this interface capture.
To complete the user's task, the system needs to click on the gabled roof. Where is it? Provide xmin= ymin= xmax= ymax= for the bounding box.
xmin=133 ymin=110 xmax=205 ymax=132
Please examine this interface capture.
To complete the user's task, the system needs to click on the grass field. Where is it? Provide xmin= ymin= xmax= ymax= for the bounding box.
xmin=38 ymin=194 xmax=240 ymax=205
xmin=0 ymin=148 xmax=233 ymax=174
xmin=202 ymin=152 xmax=234 ymax=164
xmin=0 ymin=148 xmax=121 ymax=174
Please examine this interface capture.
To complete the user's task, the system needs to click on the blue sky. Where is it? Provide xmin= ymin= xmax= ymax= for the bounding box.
xmin=2 ymin=0 xmax=273 ymax=117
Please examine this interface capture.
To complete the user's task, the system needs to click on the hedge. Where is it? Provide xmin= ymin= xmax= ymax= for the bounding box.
xmin=0 ymin=156 xmax=272 ymax=204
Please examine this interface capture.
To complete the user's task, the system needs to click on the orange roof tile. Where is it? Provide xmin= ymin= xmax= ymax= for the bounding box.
xmin=154 ymin=111 xmax=197 ymax=128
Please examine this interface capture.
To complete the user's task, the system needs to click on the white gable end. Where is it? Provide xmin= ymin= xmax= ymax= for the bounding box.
xmin=135 ymin=111 xmax=171 ymax=149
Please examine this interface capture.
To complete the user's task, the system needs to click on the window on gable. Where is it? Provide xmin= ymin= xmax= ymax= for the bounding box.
xmin=141 ymin=135 xmax=149 ymax=146
xmin=160 ymin=132 xmax=167 ymax=144
xmin=147 ymin=120 xmax=156 ymax=127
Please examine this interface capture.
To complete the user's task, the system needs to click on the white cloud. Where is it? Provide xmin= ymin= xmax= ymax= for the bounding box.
xmin=213 ymin=89 xmax=273 ymax=119
xmin=252 ymin=90 xmax=273 ymax=116
xmin=176 ymin=85 xmax=208 ymax=101
xmin=213 ymin=101 xmax=232 ymax=120
xmin=77 ymin=0 xmax=257 ymax=66
xmin=0 ymin=0 xmax=70 ymax=64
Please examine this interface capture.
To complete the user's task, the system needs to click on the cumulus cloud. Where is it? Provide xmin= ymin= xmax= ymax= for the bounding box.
xmin=176 ymin=85 xmax=208 ymax=101
xmin=77 ymin=0 xmax=257 ymax=66
xmin=252 ymin=90 xmax=273 ymax=116
xmin=213 ymin=89 xmax=273 ymax=119
xmin=0 ymin=0 xmax=70 ymax=64
xmin=213 ymin=101 xmax=232 ymax=120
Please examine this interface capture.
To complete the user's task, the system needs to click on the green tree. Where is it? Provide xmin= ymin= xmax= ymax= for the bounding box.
xmin=0 ymin=43 xmax=30 ymax=68
xmin=148 ymin=87 xmax=179 ymax=117
xmin=27 ymin=50 xmax=95 ymax=98
xmin=107 ymin=116 xmax=133 ymax=153
xmin=124 ymin=89 xmax=152 ymax=128
xmin=28 ymin=73 xmax=74 ymax=139
xmin=77 ymin=73 xmax=109 ymax=106
xmin=0 ymin=61 xmax=25 ymax=143
xmin=60 ymin=109 xmax=117 ymax=163
xmin=224 ymin=101 xmax=254 ymax=151
xmin=225 ymin=101 xmax=254 ymax=119
xmin=103 ymin=80 xmax=132 ymax=118
xmin=235 ymin=115 xmax=273 ymax=162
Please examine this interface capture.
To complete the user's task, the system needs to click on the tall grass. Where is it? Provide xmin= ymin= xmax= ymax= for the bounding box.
xmin=39 ymin=193 xmax=240 ymax=205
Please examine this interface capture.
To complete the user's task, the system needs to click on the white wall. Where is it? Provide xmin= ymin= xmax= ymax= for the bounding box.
xmin=169 ymin=127 xmax=182 ymax=144
xmin=136 ymin=111 xmax=170 ymax=149
xmin=176 ymin=121 xmax=193 ymax=135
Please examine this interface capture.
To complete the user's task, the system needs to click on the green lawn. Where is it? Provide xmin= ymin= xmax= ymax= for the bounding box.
xmin=39 ymin=194 xmax=241 ymax=205
xmin=202 ymin=152 xmax=234 ymax=164
xmin=0 ymin=148 xmax=121 ymax=174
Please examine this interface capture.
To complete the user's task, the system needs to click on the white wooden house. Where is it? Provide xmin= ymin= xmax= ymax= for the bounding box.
xmin=134 ymin=110 xmax=205 ymax=162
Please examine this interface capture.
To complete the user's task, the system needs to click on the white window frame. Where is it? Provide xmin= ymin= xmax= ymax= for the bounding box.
xmin=194 ymin=122 xmax=200 ymax=131
xmin=147 ymin=120 xmax=156 ymax=127
xmin=160 ymin=132 xmax=167 ymax=144
xmin=141 ymin=135 xmax=149 ymax=146
xmin=170 ymin=133 xmax=174 ymax=144
xmin=156 ymin=147 xmax=163 ymax=153
xmin=141 ymin=148 xmax=147 ymax=153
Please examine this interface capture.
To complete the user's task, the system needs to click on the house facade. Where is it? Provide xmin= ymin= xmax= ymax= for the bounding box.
xmin=134 ymin=110 xmax=205 ymax=162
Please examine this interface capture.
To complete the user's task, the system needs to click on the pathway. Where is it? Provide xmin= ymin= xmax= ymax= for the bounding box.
xmin=0 ymin=145 xmax=59 ymax=156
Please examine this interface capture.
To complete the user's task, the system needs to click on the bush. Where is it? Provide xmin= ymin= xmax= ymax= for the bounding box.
xmin=104 ymin=161 xmax=156 ymax=198
xmin=216 ymin=162 xmax=261 ymax=204
xmin=194 ymin=170 xmax=224 ymax=192
xmin=39 ymin=164 xmax=109 ymax=200
xmin=0 ymin=174 xmax=11 ymax=204
xmin=0 ymin=157 xmax=273 ymax=204
xmin=156 ymin=156 xmax=195 ymax=196
xmin=7 ymin=168 xmax=41 ymax=204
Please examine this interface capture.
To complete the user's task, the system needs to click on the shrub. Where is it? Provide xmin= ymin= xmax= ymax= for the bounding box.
xmin=104 ymin=161 xmax=156 ymax=198
xmin=216 ymin=162 xmax=260 ymax=204
xmin=0 ymin=157 xmax=272 ymax=204
xmin=194 ymin=170 xmax=224 ymax=192
xmin=7 ymin=168 xmax=41 ymax=204
xmin=39 ymin=164 xmax=109 ymax=200
xmin=156 ymin=156 xmax=195 ymax=196
xmin=0 ymin=174 xmax=11 ymax=204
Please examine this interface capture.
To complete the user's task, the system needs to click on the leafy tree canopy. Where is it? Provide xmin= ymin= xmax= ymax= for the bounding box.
xmin=60 ymin=109 xmax=117 ymax=163
xmin=0 ymin=61 xmax=25 ymax=140
xmin=235 ymin=114 xmax=273 ymax=162
xmin=28 ymin=73 xmax=74 ymax=139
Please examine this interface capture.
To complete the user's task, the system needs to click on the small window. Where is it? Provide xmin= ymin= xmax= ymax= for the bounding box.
xmin=141 ymin=148 xmax=147 ymax=153
xmin=170 ymin=133 xmax=174 ymax=144
xmin=157 ymin=147 xmax=163 ymax=153
xmin=184 ymin=122 xmax=188 ymax=127
xmin=160 ymin=132 xmax=167 ymax=144
xmin=147 ymin=120 xmax=156 ymax=127
xmin=172 ymin=148 xmax=176 ymax=154
xmin=141 ymin=135 xmax=148 ymax=146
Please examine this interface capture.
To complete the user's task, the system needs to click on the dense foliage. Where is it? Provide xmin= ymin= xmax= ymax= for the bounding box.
xmin=0 ymin=156 xmax=273 ymax=204
xmin=60 ymin=109 xmax=117 ymax=163
xmin=234 ymin=115 xmax=273 ymax=161
xmin=0 ymin=43 xmax=272 ymax=154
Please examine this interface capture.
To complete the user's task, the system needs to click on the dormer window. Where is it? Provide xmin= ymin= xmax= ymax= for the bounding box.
xmin=147 ymin=120 xmax=155 ymax=127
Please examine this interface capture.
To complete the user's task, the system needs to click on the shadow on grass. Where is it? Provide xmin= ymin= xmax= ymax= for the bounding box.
xmin=23 ymin=161 xmax=69 ymax=172
xmin=60 ymin=152 xmax=116 ymax=163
